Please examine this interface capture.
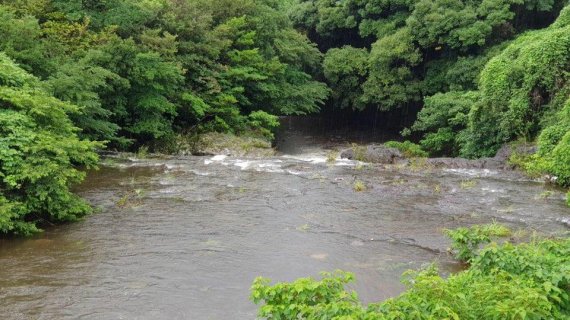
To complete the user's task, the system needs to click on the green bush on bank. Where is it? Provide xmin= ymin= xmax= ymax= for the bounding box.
xmin=444 ymin=222 xmax=511 ymax=262
xmin=509 ymin=98 xmax=570 ymax=194
xmin=251 ymin=227 xmax=570 ymax=319
xmin=409 ymin=91 xmax=479 ymax=156
xmin=0 ymin=53 xmax=101 ymax=235
xmin=532 ymin=98 xmax=570 ymax=187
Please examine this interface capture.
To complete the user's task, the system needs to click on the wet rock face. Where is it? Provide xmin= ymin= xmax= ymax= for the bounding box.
xmin=339 ymin=148 xmax=354 ymax=159
xmin=493 ymin=144 xmax=537 ymax=162
xmin=340 ymin=145 xmax=403 ymax=164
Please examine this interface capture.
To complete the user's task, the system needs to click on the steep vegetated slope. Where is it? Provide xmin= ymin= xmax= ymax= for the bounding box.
xmin=290 ymin=0 xmax=570 ymax=192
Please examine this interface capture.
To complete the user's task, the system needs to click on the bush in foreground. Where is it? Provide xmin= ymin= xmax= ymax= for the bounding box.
xmin=251 ymin=227 xmax=570 ymax=319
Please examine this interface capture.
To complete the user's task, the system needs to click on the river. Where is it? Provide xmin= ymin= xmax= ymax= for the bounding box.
xmin=0 ymin=127 xmax=568 ymax=319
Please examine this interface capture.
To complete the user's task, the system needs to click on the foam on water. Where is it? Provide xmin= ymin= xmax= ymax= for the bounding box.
xmin=204 ymin=154 xmax=228 ymax=164
xmin=443 ymin=168 xmax=498 ymax=177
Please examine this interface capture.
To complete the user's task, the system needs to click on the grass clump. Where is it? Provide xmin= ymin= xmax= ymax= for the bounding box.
xmin=433 ymin=184 xmax=442 ymax=193
xmin=326 ymin=150 xmax=338 ymax=163
xmin=538 ymin=190 xmax=555 ymax=200
xmin=460 ymin=179 xmax=477 ymax=189
xmin=351 ymin=143 xmax=368 ymax=162
xmin=136 ymin=145 xmax=149 ymax=158
xmin=116 ymin=189 xmax=145 ymax=209
xmin=354 ymin=162 xmax=365 ymax=170
xmin=252 ymin=227 xmax=570 ymax=319
xmin=353 ymin=180 xmax=367 ymax=192
xmin=384 ymin=141 xmax=428 ymax=158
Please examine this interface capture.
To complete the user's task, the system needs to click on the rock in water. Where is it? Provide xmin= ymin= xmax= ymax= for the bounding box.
xmin=340 ymin=145 xmax=403 ymax=164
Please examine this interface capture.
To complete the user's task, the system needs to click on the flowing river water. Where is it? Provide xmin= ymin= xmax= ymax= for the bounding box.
xmin=1 ymin=127 xmax=569 ymax=319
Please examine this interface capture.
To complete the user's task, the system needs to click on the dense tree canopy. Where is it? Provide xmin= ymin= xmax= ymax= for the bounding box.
xmin=0 ymin=0 xmax=329 ymax=149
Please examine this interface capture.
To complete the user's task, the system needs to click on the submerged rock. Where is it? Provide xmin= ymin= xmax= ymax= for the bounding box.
xmin=177 ymin=132 xmax=276 ymax=157
xmin=493 ymin=144 xmax=537 ymax=162
xmin=340 ymin=145 xmax=403 ymax=164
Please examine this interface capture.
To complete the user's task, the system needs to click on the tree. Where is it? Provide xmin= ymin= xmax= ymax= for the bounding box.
xmin=0 ymin=53 xmax=101 ymax=235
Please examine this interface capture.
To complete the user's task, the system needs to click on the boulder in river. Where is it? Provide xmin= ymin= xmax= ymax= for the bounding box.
xmin=340 ymin=142 xmax=537 ymax=170
xmin=423 ymin=144 xmax=536 ymax=170
xmin=178 ymin=132 xmax=276 ymax=157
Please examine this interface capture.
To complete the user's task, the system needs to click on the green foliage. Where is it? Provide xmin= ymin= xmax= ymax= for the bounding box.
xmin=0 ymin=53 xmax=101 ymax=235
xmin=0 ymin=0 xmax=331 ymax=153
xmin=406 ymin=0 xmax=516 ymax=50
xmin=124 ymin=51 xmax=184 ymax=141
xmin=384 ymin=141 xmax=428 ymax=158
xmin=45 ymin=60 xmax=124 ymax=143
xmin=462 ymin=10 xmax=570 ymax=157
xmin=171 ymin=0 xmax=329 ymax=135
xmin=444 ymin=222 xmax=511 ymax=262
xmin=252 ymin=232 xmax=570 ymax=319
xmin=323 ymin=46 xmax=368 ymax=110
xmin=520 ymin=98 xmax=570 ymax=187
xmin=247 ymin=110 xmax=279 ymax=140
xmin=375 ymin=237 xmax=570 ymax=319
xmin=0 ymin=5 xmax=47 ymax=74
xmin=3 ymin=0 xmax=568 ymax=157
xmin=290 ymin=0 xmax=564 ymax=114
xmin=362 ymin=27 xmax=423 ymax=110
xmin=410 ymin=91 xmax=479 ymax=156
xmin=422 ymin=44 xmax=506 ymax=95
xmin=251 ymin=271 xmax=363 ymax=319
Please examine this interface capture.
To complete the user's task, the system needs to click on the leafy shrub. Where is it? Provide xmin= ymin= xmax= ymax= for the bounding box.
xmin=251 ymin=271 xmax=363 ymax=319
xmin=444 ymin=222 xmax=511 ymax=262
xmin=252 ymin=232 xmax=570 ymax=319
xmin=384 ymin=141 xmax=428 ymax=158
xmin=409 ymin=91 xmax=479 ymax=156
xmin=0 ymin=53 xmax=101 ymax=235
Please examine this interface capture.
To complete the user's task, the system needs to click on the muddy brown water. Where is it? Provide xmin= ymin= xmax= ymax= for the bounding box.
xmin=1 ymin=134 xmax=569 ymax=319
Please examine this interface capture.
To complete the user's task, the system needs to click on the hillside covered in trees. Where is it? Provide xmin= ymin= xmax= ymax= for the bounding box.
xmin=0 ymin=0 xmax=569 ymax=233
